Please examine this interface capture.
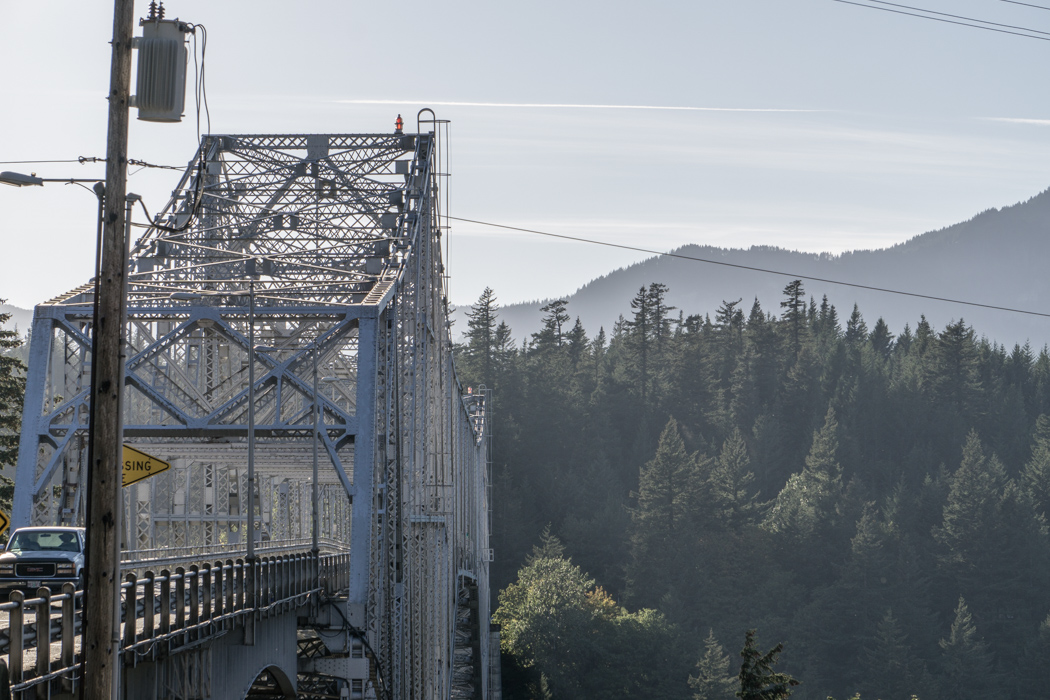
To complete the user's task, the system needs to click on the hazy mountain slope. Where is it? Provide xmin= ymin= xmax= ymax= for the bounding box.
xmin=470 ymin=188 xmax=1050 ymax=348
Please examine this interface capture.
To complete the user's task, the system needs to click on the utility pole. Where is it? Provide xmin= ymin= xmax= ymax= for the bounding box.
xmin=82 ymin=1 xmax=135 ymax=698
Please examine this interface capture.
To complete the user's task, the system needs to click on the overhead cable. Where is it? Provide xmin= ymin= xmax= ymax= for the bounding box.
xmin=831 ymin=0 xmax=1050 ymax=40
xmin=865 ymin=0 xmax=1050 ymax=34
xmin=1001 ymin=0 xmax=1050 ymax=10
xmin=445 ymin=215 xmax=1050 ymax=320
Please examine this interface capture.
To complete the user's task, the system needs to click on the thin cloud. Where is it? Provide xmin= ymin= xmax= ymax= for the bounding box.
xmin=335 ymin=99 xmax=821 ymax=113
xmin=983 ymin=117 xmax=1050 ymax=125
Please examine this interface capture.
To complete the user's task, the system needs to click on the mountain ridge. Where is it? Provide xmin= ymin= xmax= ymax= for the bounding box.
xmin=461 ymin=187 xmax=1050 ymax=348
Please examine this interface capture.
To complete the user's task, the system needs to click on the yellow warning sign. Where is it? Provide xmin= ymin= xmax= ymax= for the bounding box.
xmin=0 ymin=510 xmax=8 ymax=538
xmin=122 ymin=445 xmax=171 ymax=487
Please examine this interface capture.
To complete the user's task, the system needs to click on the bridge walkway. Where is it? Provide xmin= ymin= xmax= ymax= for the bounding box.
xmin=0 ymin=548 xmax=347 ymax=698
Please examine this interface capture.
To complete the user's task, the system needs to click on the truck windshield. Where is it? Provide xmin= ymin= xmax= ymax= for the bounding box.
xmin=8 ymin=532 xmax=80 ymax=553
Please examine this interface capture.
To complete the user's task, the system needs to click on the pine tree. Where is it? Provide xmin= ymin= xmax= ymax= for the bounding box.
xmin=647 ymin=282 xmax=676 ymax=359
xmin=779 ymin=280 xmax=806 ymax=357
xmin=844 ymin=304 xmax=868 ymax=347
xmin=937 ymin=597 xmax=1001 ymax=700
xmin=531 ymin=299 xmax=570 ymax=352
xmin=765 ymin=406 xmax=845 ymax=539
xmin=869 ymin=318 xmax=894 ymax=360
xmin=690 ymin=629 xmax=737 ymax=700
xmin=463 ymin=287 xmax=500 ymax=387
xmin=0 ymin=306 xmax=26 ymax=467
xmin=737 ymin=629 xmax=799 ymax=700
xmin=628 ymin=417 xmax=700 ymax=605
xmin=1022 ymin=414 xmax=1050 ymax=519
xmin=934 ymin=430 xmax=1007 ymax=563
xmin=709 ymin=428 xmax=759 ymax=529
xmin=859 ymin=609 xmax=928 ymax=700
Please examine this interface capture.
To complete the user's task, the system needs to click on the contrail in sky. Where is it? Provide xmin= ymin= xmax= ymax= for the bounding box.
xmin=984 ymin=117 xmax=1050 ymax=125
xmin=335 ymin=99 xmax=821 ymax=113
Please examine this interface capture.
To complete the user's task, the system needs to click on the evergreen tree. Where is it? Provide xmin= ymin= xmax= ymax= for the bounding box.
xmin=858 ymin=609 xmax=929 ymax=700
xmin=690 ymin=629 xmax=737 ymax=700
xmin=532 ymin=299 xmax=570 ymax=352
xmin=647 ymin=282 xmax=676 ymax=359
xmin=566 ymin=317 xmax=588 ymax=370
xmin=934 ymin=430 xmax=1007 ymax=564
xmin=925 ymin=318 xmax=982 ymax=416
xmin=869 ymin=318 xmax=894 ymax=360
xmin=779 ymin=280 xmax=806 ymax=357
xmin=765 ymin=406 xmax=845 ymax=540
xmin=1022 ymin=414 xmax=1050 ymax=519
xmin=0 ymin=306 xmax=25 ymax=466
xmin=844 ymin=304 xmax=868 ymax=347
xmin=737 ymin=629 xmax=799 ymax=700
xmin=937 ymin=597 xmax=1001 ymax=700
xmin=708 ymin=428 xmax=760 ymax=529
xmin=628 ymin=417 xmax=700 ymax=605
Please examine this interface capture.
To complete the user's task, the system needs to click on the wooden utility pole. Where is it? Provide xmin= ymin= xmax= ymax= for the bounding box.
xmin=82 ymin=1 xmax=135 ymax=698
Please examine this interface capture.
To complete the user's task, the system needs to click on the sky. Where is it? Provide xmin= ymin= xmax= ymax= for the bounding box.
xmin=3 ymin=0 xmax=1050 ymax=311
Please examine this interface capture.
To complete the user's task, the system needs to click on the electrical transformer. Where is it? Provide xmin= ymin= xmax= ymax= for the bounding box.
xmin=131 ymin=16 xmax=191 ymax=123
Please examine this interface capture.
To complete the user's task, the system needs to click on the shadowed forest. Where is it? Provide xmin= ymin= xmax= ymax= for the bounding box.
xmin=454 ymin=282 xmax=1050 ymax=700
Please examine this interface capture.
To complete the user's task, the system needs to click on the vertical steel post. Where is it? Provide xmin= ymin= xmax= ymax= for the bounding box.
xmin=245 ymin=280 xmax=256 ymax=644
xmin=312 ymin=347 xmax=320 ymax=555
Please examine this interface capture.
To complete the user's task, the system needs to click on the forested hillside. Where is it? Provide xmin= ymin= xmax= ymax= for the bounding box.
xmin=455 ymin=283 xmax=1050 ymax=700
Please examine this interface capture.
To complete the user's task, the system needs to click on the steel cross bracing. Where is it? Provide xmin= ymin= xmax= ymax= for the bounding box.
xmin=12 ymin=131 xmax=492 ymax=699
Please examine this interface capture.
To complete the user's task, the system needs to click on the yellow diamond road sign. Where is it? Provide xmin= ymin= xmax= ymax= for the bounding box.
xmin=122 ymin=445 xmax=170 ymax=487
xmin=0 ymin=510 xmax=8 ymax=538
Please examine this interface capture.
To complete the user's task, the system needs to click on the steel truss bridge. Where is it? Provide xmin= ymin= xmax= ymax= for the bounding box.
xmin=9 ymin=128 xmax=496 ymax=699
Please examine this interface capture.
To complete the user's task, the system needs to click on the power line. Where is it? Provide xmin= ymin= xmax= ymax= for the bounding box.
xmin=0 ymin=157 xmax=181 ymax=169
xmin=1001 ymin=0 xmax=1050 ymax=11
xmin=445 ymin=215 xmax=1050 ymax=320
xmin=831 ymin=0 xmax=1050 ymax=41
xmin=867 ymin=0 xmax=1050 ymax=34
xmin=0 ymin=159 xmax=88 ymax=165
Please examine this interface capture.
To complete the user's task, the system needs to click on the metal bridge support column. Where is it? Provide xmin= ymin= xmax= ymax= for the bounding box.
xmin=13 ymin=314 xmax=55 ymax=527
xmin=350 ymin=314 xmax=377 ymax=675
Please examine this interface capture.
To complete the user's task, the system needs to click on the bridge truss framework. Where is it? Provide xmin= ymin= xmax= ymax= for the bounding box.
xmin=14 ymin=128 xmax=492 ymax=699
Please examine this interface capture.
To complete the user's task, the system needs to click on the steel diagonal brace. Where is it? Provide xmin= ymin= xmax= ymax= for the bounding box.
xmin=53 ymin=316 xmax=93 ymax=350
xmin=125 ymin=316 xmax=198 ymax=372
xmin=125 ymin=315 xmax=215 ymax=411
xmin=205 ymin=316 xmax=357 ymax=429
xmin=123 ymin=373 xmax=193 ymax=426
xmin=257 ymin=161 xmax=308 ymax=223
xmin=32 ymin=407 xmax=85 ymax=495
xmin=320 ymin=426 xmax=356 ymax=501
xmin=199 ymin=319 xmax=300 ymax=427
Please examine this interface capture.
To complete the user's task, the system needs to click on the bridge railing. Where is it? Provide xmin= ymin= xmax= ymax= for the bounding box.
xmin=0 ymin=550 xmax=351 ymax=697
xmin=120 ymin=537 xmax=349 ymax=570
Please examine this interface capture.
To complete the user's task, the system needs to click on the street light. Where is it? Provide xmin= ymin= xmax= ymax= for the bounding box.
xmin=0 ymin=170 xmax=106 ymax=187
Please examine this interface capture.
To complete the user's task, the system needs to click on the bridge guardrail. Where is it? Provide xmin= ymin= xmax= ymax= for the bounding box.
xmin=120 ymin=537 xmax=348 ymax=569
xmin=0 ymin=549 xmax=351 ymax=698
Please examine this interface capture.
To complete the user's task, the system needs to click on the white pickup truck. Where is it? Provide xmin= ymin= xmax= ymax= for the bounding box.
xmin=0 ymin=526 xmax=86 ymax=597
